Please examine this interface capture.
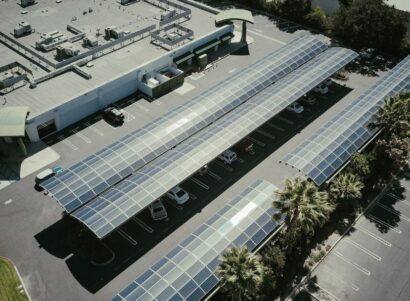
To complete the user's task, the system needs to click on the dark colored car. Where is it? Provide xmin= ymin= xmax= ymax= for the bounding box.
xmin=103 ymin=107 xmax=125 ymax=123
xmin=236 ymin=138 xmax=254 ymax=154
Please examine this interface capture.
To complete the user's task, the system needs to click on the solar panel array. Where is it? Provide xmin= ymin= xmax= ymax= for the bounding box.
xmin=72 ymin=47 xmax=357 ymax=238
xmin=41 ymin=35 xmax=328 ymax=213
xmin=112 ymin=179 xmax=280 ymax=301
xmin=282 ymin=55 xmax=410 ymax=186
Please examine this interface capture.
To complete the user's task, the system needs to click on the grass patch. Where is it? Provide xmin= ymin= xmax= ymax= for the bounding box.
xmin=0 ymin=257 xmax=28 ymax=301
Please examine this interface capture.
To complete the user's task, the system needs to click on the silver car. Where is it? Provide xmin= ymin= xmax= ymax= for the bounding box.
xmin=148 ymin=199 xmax=168 ymax=221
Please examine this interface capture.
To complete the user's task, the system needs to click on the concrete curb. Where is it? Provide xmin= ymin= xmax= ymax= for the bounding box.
xmin=285 ymin=179 xmax=393 ymax=300
xmin=178 ymin=0 xmax=222 ymax=14
xmin=0 ymin=256 xmax=32 ymax=301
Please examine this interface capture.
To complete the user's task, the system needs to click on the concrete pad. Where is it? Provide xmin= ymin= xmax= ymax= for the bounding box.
xmin=174 ymin=82 xmax=195 ymax=95
xmin=19 ymin=147 xmax=60 ymax=178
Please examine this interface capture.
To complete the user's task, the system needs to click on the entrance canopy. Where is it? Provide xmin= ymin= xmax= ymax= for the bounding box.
xmin=215 ymin=9 xmax=254 ymax=25
xmin=0 ymin=106 xmax=29 ymax=137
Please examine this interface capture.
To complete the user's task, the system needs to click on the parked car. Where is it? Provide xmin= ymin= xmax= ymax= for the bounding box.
xmin=300 ymin=94 xmax=316 ymax=105
xmin=52 ymin=166 xmax=64 ymax=175
xmin=148 ymin=199 xmax=168 ymax=221
xmin=166 ymin=186 xmax=189 ymax=205
xmin=103 ymin=107 xmax=125 ymax=123
xmin=218 ymin=149 xmax=238 ymax=165
xmin=313 ymin=83 xmax=329 ymax=95
xmin=235 ymin=138 xmax=254 ymax=154
xmin=286 ymin=102 xmax=304 ymax=114
xmin=323 ymin=78 xmax=332 ymax=87
xmin=198 ymin=164 xmax=209 ymax=176
xmin=35 ymin=168 xmax=55 ymax=186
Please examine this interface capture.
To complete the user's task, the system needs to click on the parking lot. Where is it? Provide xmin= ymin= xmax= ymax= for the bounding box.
xmin=307 ymin=176 xmax=410 ymax=301
xmin=32 ymin=80 xmax=354 ymax=293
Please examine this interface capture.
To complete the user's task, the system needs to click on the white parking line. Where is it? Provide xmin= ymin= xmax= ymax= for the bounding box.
xmin=207 ymin=170 xmax=221 ymax=181
xmin=57 ymin=135 xmax=79 ymax=150
xmin=72 ymin=128 xmax=91 ymax=144
xmin=366 ymin=214 xmax=402 ymax=234
xmin=154 ymin=100 xmax=162 ymax=106
xmin=334 ymin=251 xmax=371 ymax=276
xmin=376 ymin=202 xmax=410 ymax=221
xmin=117 ymin=229 xmax=138 ymax=245
xmin=386 ymin=193 xmax=410 ymax=206
xmin=345 ymin=238 xmax=382 ymax=261
xmin=356 ymin=225 xmax=392 ymax=247
xmin=307 ymin=281 xmax=342 ymax=300
xmin=214 ymin=160 xmax=234 ymax=172
xmin=189 ymin=177 xmax=209 ymax=190
xmin=84 ymin=122 xmax=104 ymax=136
xmin=133 ymin=217 xmax=154 ymax=233
xmin=265 ymin=122 xmax=285 ymax=132
xmin=275 ymin=115 xmax=294 ymax=125
xmin=237 ymin=157 xmax=245 ymax=163
xmin=136 ymin=102 xmax=149 ymax=112
xmin=4 ymin=199 xmax=13 ymax=205
xmin=229 ymin=68 xmax=237 ymax=73
xmin=166 ymin=199 xmax=183 ymax=211
xmin=247 ymin=136 xmax=266 ymax=147
xmin=256 ymin=129 xmax=275 ymax=140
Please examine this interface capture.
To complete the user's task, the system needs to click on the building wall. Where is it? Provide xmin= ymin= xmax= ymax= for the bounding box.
xmin=25 ymin=24 xmax=234 ymax=142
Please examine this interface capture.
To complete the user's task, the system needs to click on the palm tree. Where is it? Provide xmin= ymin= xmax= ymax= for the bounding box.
xmin=370 ymin=91 xmax=410 ymax=139
xmin=272 ymin=177 xmax=334 ymax=235
xmin=216 ymin=246 xmax=265 ymax=301
xmin=329 ymin=172 xmax=364 ymax=202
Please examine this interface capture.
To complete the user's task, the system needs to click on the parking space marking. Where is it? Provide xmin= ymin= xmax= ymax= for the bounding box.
xmin=154 ymin=100 xmax=162 ymax=106
xmin=136 ymin=102 xmax=149 ymax=112
xmin=247 ymin=136 xmax=266 ymax=147
xmin=345 ymin=238 xmax=382 ymax=261
xmin=275 ymin=115 xmax=294 ymax=125
xmin=189 ymin=193 xmax=197 ymax=200
xmin=356 ymin=225 xmax=392 ymax=247
xmin=376 ymin=202 xmax=410 ymax=221
xmin=229 ymin=68 xmax=237 ymax=73
xmin=166 ymin=199 xmax=183 ymax=211
xmin=4 ymin=199 xmax=13 ymax=205
xmin=366 ymin=214 xmax=402 ymax=234
xmin=72 ymin=128 xmax=91 ymax=144
xmin=57 ymin=135 xmax=79 ymax=150
xmin=84 ymin=122 xmax=104 ymax=136
xmin=237 ymin=157 xmax=245 ymax=163
xmin=189 ymin=177 xmax=209 ymax=190
xmin=318 ymin=268 xmax=360 ymax=292
xmin=117 ymin=229 xmax=138 ymax=245
xmin=256 ymin=129 xmax=275 ymax=140
xmin=113 ymin=104 xmax=136 ymax=122
xmin=133 ymin=217 xmax=154 ymax=233
xmin=307 ymin=281 xmax=343 ymax=300
xmin=334 ymin=251 xmax=371 ymax=276
xmin=207 ymin=170 xmax=221 ymax=181
xmin=265 ymin=122 xmax=285 ymax=132
xmin=386 ymin=192 xmax=410 ymax=205
xmin=214 ymin=160 xmax=234 ymax=172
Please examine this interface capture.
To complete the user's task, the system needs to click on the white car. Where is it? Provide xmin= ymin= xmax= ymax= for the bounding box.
xmin=218 ymin=149 xmax=238 ymax=165
xmin=35 ymin=168 xmax=55 ymax=185
xmin=313 ymin=83 xmax=329 ymax=95
xmin=148 ymin=199 xmax=168 ymax=221
xmin=323 ymin=78 xmax=332 ymax=87
xmin=166 ymin=186 xmax=189 ymax=205
xmin=286 ymin=102 xmax=304 ymax=114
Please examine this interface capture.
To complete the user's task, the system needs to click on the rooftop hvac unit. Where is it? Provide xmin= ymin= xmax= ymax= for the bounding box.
xmin=111 ymin=29 xmax=125 ymax=39
xmin=20 ymin=0 xmax=35 ymax=7
xmin=83 ymin=36 xmax=98 ymax=47
xmin=14 ymin=21 xmax=33 ymax=37
xmin=105 ymin=26 xmax=116 ymax=39
xmin=56 ymin=42 xmax=80 ymax=59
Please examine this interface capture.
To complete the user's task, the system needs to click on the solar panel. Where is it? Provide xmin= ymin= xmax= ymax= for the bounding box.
xmin=72 ymin=47 xmax=357 ymax=238
xmin=282 ymin=55 xmax=410 ymax=186
xmin=40 ymin=36 xmax=328 ymax=213
xmin=112 ymin=179 xmax=280 ymax=301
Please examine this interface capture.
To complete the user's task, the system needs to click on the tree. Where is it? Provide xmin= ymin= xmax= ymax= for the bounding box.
xmin=330 ymin=0 xmax=407 ymax=54
xmin=376 ymin=134 xmax=410 ymax=170
xmin=304 ymin=6 xmax=328 ymax=31
xmin=217 ymin=246 xmax=265 ymax=301
xmin=329 ymin=172 xmax=364 ymax=203
xmin=348 ymin=152 xmax=374 ymax=179
xmin=272 ymin=178 xmax=334 ymax=235
xmin=401 ymin=32 xmax=410 ymax=57
xmin=276 ymin=0 xmax=312 ymax=23
xmin=371 ymin=92 xmax=410 ymax=139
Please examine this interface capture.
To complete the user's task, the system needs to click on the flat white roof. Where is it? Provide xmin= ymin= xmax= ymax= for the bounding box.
xmin=386 ymin=0 xmax=410 ymax=12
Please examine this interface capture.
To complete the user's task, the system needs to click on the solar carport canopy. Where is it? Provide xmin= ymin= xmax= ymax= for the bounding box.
xmin=112 ymin=179 xmax=280 ymax=301
xmin=40 ymin=35 xmax=328 ymax=213
xmin=282 ymin=54 xmax=410 ymax=186
xmin=72 ymin=47 xmax=357 ymax=238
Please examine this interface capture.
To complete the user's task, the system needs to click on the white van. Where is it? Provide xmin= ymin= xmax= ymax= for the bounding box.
xmin=218 ymin=149 xmax=237 ymax=165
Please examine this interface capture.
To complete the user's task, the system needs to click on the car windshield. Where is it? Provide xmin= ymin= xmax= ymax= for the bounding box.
xmin=153 ymin=208 xmax=163 ymax=213
xmin=176 ymin=190 xmax=185 ymax=197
